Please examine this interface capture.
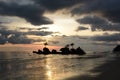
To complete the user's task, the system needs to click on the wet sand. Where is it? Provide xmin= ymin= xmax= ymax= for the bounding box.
xmin=65 ymin=56 xmax=120 ymax=80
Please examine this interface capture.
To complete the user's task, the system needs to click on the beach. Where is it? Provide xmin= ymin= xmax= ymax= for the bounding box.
xmin=65 ymin=54 xmax=120 ymax=80
xmin=0 ymin=51 xmax=119 ymax=80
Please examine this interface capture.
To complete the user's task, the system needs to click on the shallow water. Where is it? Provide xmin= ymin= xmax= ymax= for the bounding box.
xmin=0 ymin=51 xmax=115 ymax=80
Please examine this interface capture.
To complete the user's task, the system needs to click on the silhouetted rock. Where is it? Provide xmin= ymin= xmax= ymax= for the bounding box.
xmin=113 ymin=45 xmax=120 ymax=53
xmin=33 ymin=43 xmax=86 ymax=55
xmin=70 ymin=48 xmax=76 ymax=54
xmin=60 ymin=47 xmax=70 ymax=54
xmin=33 ymin=51 xmax=38 ymax=54
xmin=52 ymin=49 xmax=57 ymax=54
xmin=43 ymin=47 xmax=51 ymax=54
xmin=60 ymin=46 xmax=86 ymax=55
xmin=113 ymin=45 xmax=120 ymax=56
xmin=33 ymin=49 xmax=43 ymax=54
xmin=33 ymin=51 xmax=41 ymax=54
xmin=38 ymin=49 xmax=42 ymax=53
xmin=76 ymin=47 xmax=86 ymax=55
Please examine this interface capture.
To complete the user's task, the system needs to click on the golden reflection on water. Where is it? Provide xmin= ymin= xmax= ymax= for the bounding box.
xmin=44 ymin=55 xmax=71 ymax=80
xmin=0 ymin=53 xmax=106 ymax=80
xmin=45 ymin=56 xmax=55 ymax=80
xmin=46 ymin=64 xmax=52 ymax=80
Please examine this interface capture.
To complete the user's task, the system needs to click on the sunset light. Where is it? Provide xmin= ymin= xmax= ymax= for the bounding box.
xmin=0 ymin=0 xmax=120 ymax=80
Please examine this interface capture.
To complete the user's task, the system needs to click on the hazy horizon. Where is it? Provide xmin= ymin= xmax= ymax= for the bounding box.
xmin=0 ymin=44 xmax=114 ymax=52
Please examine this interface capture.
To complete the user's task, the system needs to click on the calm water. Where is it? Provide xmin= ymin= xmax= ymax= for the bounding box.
xmin=0 ymin=51 xmax=115 ymax=80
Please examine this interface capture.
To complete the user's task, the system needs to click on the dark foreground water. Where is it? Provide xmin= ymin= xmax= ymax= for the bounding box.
xmin=0 ymin=51 xmax=115 ymax=80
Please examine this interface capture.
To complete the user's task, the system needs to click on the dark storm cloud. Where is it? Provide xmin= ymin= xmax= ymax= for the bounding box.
xmin=72 ymin=0 xmax=120 ymax=23
xmin=1 ymin=0 xmax=120 ymax=26
xmin=0 ymin=25 xmax=17 ymax=36
xmin=37 ymin=27 xmax=49 ymax=30
xmin=0 ymin=25 xmax=34 ymax=44
xmin=8 ymin=34 xmax=34 ymax=44
xmin=0 ymin=25 xmax=54 ymax=44
xmin=0 ymin=1 xmax=53 ymax=25
xmin=77 ymin=16 xmax=120 ymax=31
xmin=0 ymin=35 xmax=6 ymax=44
xmin=0 ymin=0 xmax=90 ymax=26
xmin=34 ymin=0 xmax=90 ymax=11
xmin=91 ymin=33 xmax=120 ymax=42
xmin=75 ymin=26 xmax=88 ymax=31
xmin=95 ymin=0 xmax=120 ymax=23
xmin=29 ymin=0 xmax=120 ymax=33
xmin=19 ymin=27 xmax=49 ymax=31
xmin=26 ymin=31 xmax=54 ymax=36
xmin=7 ymin=32 xmax=46 ymax=44
xmin=77 ymin=16 xmax=107 ymax=25
xmin=54 ymin=35 xmax=89 ymax=40
xmin=19 ymin=27 xmax=54 ymax=36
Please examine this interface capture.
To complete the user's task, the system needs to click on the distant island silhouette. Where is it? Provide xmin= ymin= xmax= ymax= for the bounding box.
xmin=33 ymin=43 xmax=86 ymax=55
xmin=113 ymin=45 xmax=120 ymax=55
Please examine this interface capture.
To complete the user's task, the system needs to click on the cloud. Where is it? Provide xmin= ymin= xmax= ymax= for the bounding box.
xmin=77 ymin=16 xmax=107 ymax=25
xmin=72 ymin=0 xmax=120 ymax=23
xmin=0 ymin=25 xmax=54 ymax=44
xmin=0 ymin=1 xmax=53 ymax=25
xmin=77 ymin=15 xmax=120 ymax=31
xmin=1 ymin=0 xmax=120 ymax=26
xmin=0 ymin=0 xmax=89 ymax=25
xmin=51 ymin=35 xmax=89 ymax=45
xmin=26 ymin=31 xmax=54 ymax=36
xmin=34 ymin=0 xmax=89 ymax=11
xmin=91 ymin=33 xmax=120 ymax=42
xmin=19 ymin=27 xmax=49 ymax=31
xmin=0 ymin=35 xmax=7 ymax=44
xmin=0 ymin=25 xmax=33 ymax=44
xmin=8 ymin=34 xmax=34 ymax=44
xmin=50 ymin=41 xmax=60 ymax=44
xmin=75 ymin=26 xmax=88 ymax=31
xmin=37 ymin=27 xmax=49 ymax=30
xmin=92 ymin=42 xmax=118 ymax=46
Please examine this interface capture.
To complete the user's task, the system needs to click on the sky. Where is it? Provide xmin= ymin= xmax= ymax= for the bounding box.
xmin=0 ymin=0 xmax=120 ymax=51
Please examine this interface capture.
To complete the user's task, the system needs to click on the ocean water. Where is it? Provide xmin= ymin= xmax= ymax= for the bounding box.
xmin=0 ymin=50 xmax=115 ymax=80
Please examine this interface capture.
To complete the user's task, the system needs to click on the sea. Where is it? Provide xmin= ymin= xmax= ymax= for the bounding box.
xmin=0 ymin=49 xmax=116 ymax=80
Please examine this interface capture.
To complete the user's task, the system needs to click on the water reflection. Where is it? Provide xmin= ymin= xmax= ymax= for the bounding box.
xmin=0 ymin=52 xmax=53 ymax=80
xmin=0 ymin=52 xmax=109 ymax=80
xmin=46 ymin=64 xmax=52 ymax=80
xmin=0 ymin=52 xmax=82 ymax=80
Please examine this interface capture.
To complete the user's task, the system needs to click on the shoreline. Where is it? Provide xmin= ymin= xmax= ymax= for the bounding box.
xmin=65 ymin=56 xmax=120 ymax=80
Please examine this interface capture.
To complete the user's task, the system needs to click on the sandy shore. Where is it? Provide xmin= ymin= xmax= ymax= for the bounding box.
xmin=65 ymin=56 xmax=120 ymax=80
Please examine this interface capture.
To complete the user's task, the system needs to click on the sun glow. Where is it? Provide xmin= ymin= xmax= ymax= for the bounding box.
xmin=44 ymin=12 xmax=80 ymax=36
xmin=48 ymin=25 xmax=60 ymax=32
